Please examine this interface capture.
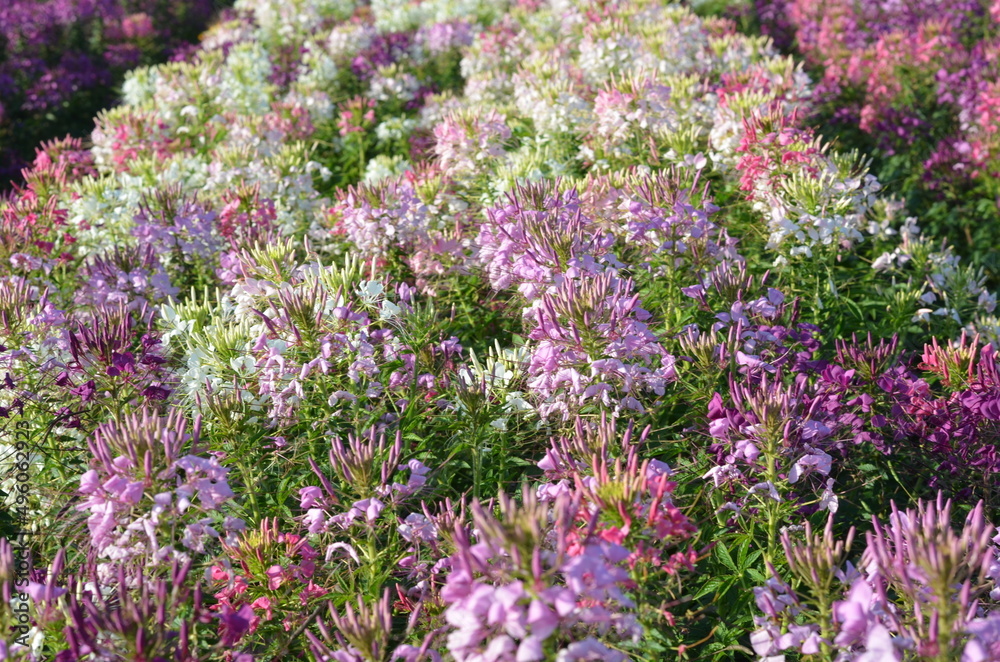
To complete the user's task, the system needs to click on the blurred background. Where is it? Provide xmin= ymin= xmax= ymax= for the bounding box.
xmin=0 ymin=0 xmax=231 ymax=191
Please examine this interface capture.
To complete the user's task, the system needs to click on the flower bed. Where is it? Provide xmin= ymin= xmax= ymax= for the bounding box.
xmin=752 ymin=0 xmax=1000 ymax=285
xmin=1 ymin=0 xmax=1000 ymax=660
xmin=0 ymin=0 xmax=224 ymax=187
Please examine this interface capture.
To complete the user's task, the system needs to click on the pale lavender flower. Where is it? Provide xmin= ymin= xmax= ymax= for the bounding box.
xmin=433 ymin=110 xmax=511 ymax=176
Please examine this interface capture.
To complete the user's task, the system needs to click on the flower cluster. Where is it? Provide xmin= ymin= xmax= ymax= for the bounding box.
xmin=6 ymin=0 xmax=1000 ymax=660
xmin=76 ymin=408 xmax=241 ymax=567
xmin=298 ymin=427 xmax=430 ymax=538
xmin=526 ymin=271 xmax=677 ymax=419
xmin=751 ymin=0 xmax=1000 ymax=285
xmin=702 ymin=372 xmax=846 ymax=516
xmin=477 ymin=182 xmax=616 ymax=301
xmin=440 ymin=489 xmax=641 ymax=662
xmin=752 ymin=496 xmax=1000 ymax=662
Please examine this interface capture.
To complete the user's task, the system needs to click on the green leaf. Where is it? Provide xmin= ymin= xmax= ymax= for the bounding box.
xmin=741 ymin=549 xmax=763 ymax=573
xmin=694 ymin=577 xmax=726 ymax=600
xmin=736 ymin=537 xmax=749 ymax=569
xmin=715 ymin=542 xmax=737 ymax=573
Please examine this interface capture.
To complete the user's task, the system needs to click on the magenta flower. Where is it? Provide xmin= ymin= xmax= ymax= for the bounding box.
xmin=219 ymin=603 xmax=256 ymax=646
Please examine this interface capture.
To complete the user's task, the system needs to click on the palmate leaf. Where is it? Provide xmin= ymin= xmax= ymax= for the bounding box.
xmin=714 ymin=541 xmax=737 ymax=573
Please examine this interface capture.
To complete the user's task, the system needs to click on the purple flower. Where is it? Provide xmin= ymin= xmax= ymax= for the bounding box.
xmin=332 ymin=498 xmax=386 ymax=529
xmin=981 ymin=398 xmax=1000 ymax=421
xmin=556 ymin=638 xmax=627 ymax=662
xmin=219 ymin=603 xmax=255 ymax=646
xmin=859 ymin=624 xmax=900 ymax=662
xmin=964 ymin=614 xmax=1000 ymax=662
xmin=834 ymin=578 xmax=878 ymax=647
xmin=440 ymin=490 xmax=643 ymax=661
xmin=399 ymin=513 xmax=437 ymax=543
xmin=26 ymin=580 xmax=67 ymax=602
xmin=300 ymin=486 xmax=324 ymax=509
xmin=76 ymin=409 xmax=235 ymax=563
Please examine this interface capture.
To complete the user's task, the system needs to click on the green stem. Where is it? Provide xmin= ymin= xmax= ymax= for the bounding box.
xmin=239 ymin=462 xmax=261 ymax=522
xmin=816 ymin=593 xmax=834 ymax=660
xmin=472 ymin=424 xmax=482 ymax=501
xmin=366 ymin=529 xmax=378 ymax=589
xmin=932 ymin=572 xmax=954 ymax=662
xmin=764 ymin=446 xmax=780 ymax=564
xmin=357 ymin=135 xmax=366 ymax=181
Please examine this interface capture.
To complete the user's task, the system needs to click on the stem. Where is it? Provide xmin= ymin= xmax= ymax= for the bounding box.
xmin=239 ymin=462 xmax=261 ymax=522
xmin=357 ymin=134 xmax=366 ymax=181
xmin=764 ymin=444 xmax=780 ymax=564
xmin=472 ymin=423 xmax=482 ymax=501
xmin=273 ymin=604 xmax=325 ymax=659
xmin=932 ymin=570 xmax=954 ymax=662
xmin=816 ymin=593 xmax=834 ymax=659
xmin=366 ymin=529 xmax=378 ymax=589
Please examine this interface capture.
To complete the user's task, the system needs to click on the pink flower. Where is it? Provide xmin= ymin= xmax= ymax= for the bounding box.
xmin=834 ymin=577 xmax=877 ymax=647
xmin=300 ymin=486 xmax=324 ymax=509
xmin=556 ymin=638 xmax=627 ymax=661
xmin=26 ymin=581 xmax=67 ymax=602
xmin=266 ymin=565 xmax=286 ymax=590
xmin=122 ymin=13 xmax=154 ymax=39
xmin=251 ymin=596 xmax=274 ymax=621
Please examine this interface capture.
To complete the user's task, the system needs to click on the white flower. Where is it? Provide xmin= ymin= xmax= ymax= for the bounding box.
xmin=357 ymin=281 xmax=385 ymax=304
xmin=375 ymin=116 xmax=418 ymax=144
xmin=216 ymin=41 xmax=274 ymax=116
xmin=978 ymin=290 xmax=997 ymax=314
xmin=27 ymin=626 xmax=45 ymax=657
xmin=363 ymin=155 xmax=412 ymax=184
xmin=818 ymin=479 xmax=839 ymax=513
xmin=504 ymin=392 xmax=533 ymax=413
xmin=380 ymin=300 xmax=402 ymax=320
xmin=683 ymin=152 xmax=708 ymax=170
xmin=229 ymin=356 xmax=257 ymax=374
xmin=748 ymin=481 xmax=782 ymax=502
xmin=871 ymin=251 xmax=896 ymax=271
